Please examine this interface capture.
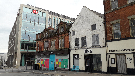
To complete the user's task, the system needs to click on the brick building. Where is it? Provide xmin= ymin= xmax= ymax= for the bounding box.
xmin=104 ymin=0 xmax=135 ymax=74
xmin=35 ymin=21 xmax=72 ymax=70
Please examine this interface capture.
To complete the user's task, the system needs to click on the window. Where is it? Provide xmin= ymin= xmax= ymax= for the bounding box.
xmin=27 ymin=13 xmax=31 ymax=21
xmin=61 ymin=26 xmax=64 ymax=32
xmin=45 ymin=41 xmax=48 ymax=48
xmin=112 ymin=23 xmax=121 ymax=39
xmin=59 ymin=38 xmax=64 ymax=48
xmin=59 ymin=18 xmax=61 ymax=23
xmin=56 ymin=18 xmax=58 ymax=25
xmin=91 ymin=24 xmax=96 ymax=31
xmin=44 ymin=32 xmax=45 ymax=37
xmin=62 ymin=38 xmax=64 ymax=47
xmin=38 ymin=44 xmax=39 ymax=51
xmin=46 ymin=32 xmax=48 ymax=37
xmin=72 ymin=30 xmax=75 ymax=36
xmin=111 ymin=0 xmax=118 ymax=10
xmin=48 ymin=17 xmax=51 ymax=26
xmin=75 ymin=38 xmax=79 ymax=46
xmin=92 ymin=34 xmax=99 ymax=46
xmin=53 ymin=17 xmax=55 ymax=28
xmin=130 ymin=19 xmax=135 ymax=37
xmin=59 ymin=39 xmax=61 ymax=48
xmin=51 ymin=40 xmax=55 ymax=47
xmin=81 ymin=36 xmax=87 ymax=47
xmin=128 ymin=0 xmax=135 ymax=4
xmin=38 ymin=34 xmax=40 ymax=39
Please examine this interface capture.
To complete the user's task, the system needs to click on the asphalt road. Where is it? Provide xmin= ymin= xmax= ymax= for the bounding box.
xmin=0 ymin=68 xmax=134 ymax=76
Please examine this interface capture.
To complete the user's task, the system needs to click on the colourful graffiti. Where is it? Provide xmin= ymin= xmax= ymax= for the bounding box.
xmin=56 ymin=59 xmax=68 ymax=68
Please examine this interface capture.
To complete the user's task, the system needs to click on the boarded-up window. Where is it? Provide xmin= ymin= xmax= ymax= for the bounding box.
xmin=81 ymin=36 xmax=87 ymax=47
xmin=92 ymin=34 xmax=99 ymax=45
xmin=75 ymin=38 xmax=79 ymax=46
xmin=91 ymin=24 xmax=96 ymax=31
xmin=130 ymin=19 xmax=135 ymax=37
xmin=112 ymin=23 xmax=121 ymax=39
xmin=111 ymin=0 xmax=118 ymax=9
xmin=72 ymin=30 xmax=75 ymax=36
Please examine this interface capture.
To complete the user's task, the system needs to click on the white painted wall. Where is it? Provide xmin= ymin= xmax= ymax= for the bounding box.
xmin=69 ymin=6 xmax=106 ymax=71
xmin=70 ymin=6 xmax=105 ymax=50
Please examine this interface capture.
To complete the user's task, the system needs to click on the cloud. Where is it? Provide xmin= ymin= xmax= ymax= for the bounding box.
xmin=0 ymin=0 xmax=104 ymax=53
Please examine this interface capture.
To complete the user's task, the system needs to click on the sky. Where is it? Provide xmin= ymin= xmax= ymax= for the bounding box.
xmin=0 ymin=0 xmax=104 ymax=53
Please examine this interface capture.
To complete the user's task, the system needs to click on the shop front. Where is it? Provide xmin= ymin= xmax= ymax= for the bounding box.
xmin=107 ymin=39 xmax=135 ymax=74
xmin=84 ymin=47 xmax=107 ymax=73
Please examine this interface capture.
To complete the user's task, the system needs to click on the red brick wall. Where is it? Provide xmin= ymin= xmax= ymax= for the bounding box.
xmin=118 ymin=0 xmax=127 ymax=7
xmin=104 ymin=0 xmax=111 ymax=12
xmin=104 ymin=0 xmax=128 ymax=12
xmin=105 ymin=4 xmax=135 ymax=40
xmin=55 ymin=37 xmax=59 ymax=50
xmin=64 ymin=33 xmax=69 ymax=48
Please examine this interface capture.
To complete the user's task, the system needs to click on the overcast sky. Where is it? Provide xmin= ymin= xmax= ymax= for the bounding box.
xmin=0 ymin=0 xmax=104 ymax=53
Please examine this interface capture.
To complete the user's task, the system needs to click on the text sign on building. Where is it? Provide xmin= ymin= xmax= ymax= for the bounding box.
xmin=33 ymin=10 xmax=38 ymax=14
xmin=84 ymin=49 xmax=92 ymax=53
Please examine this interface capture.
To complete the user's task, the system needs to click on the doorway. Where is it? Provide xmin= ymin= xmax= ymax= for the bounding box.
xmin=85 ymin=54 xmax=93 ymax=72
xmin=116 ymin=54 xmax=127 ymax=74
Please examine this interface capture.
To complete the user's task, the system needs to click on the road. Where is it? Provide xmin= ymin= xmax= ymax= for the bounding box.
xmin=0 ymin=67 xmax=133 ymax=76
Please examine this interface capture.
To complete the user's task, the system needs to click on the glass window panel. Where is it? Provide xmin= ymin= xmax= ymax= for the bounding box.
xmin=42 ymin=17 xmax=45 ymax=24
xmin=53 ymin=17 xmax=55 ymax=28
xmin=22 ymin=12 xmax=27 ymax=20
xmin=38 ymin=11 xmax=42 ymax=16
xmin=75 ymin=38 xmax=79 ymax=46
xmin=59 ymin=18 xmax=61 ymax=23
xmin=43 ymin=13 xmax=46 ymax=17
xmin=31 ymin=14 xmax=35 ymax=22
xmin=113 ymin=23 xmax=121 ymax=39
xmin=35 ymin=15 xmax=39 ymax=23
xmin=25 ymin=22 xmax=30 ymax=31
xmin=50 ymin=18 xmax=52 ymax=26
xmin=27 ymin=8 xmax=32 ymax=13
xmin=29 ymin=32 xmax=36 ymax=40
xmin=23 ymin=7 xmax=27 ymax=12
xmin=22 ymin=22 xmax=26 ymax=30
xmin=62 ymin=38 xmax=64 ymax=47
xmin=27 ymin=13 xmax=31 ymax=21
xmin=39 ymin=16 xmax=42 ymax=24
xmin=35 ymin=24 xmax=39 ymax=32
xmin=56 ymin=18 xmax=58 ymax=25
xmin=111 ymin=0 xmax=118 ymax=9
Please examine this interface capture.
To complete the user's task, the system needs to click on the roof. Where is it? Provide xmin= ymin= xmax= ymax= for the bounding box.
xmin=83 ymin=6 xmax=104 ymax=18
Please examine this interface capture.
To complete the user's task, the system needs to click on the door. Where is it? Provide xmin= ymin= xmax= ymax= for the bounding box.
xmin=73 ymin=54 xmax=79 ymax=70
xmin=116 ymin=54 xmax=127 ymax=74
xmin=85 ymin=54 xmax=93 ymax=72
xmin=49 ymin=54 xmax=55 ymax=70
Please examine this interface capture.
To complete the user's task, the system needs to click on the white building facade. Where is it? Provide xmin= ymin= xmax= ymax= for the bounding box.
xmin=69 ymin=6 xmax=107 ymax=72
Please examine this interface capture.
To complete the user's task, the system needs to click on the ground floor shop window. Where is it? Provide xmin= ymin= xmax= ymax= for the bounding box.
xmin=93 ymin=54 xmax=102 ymax=71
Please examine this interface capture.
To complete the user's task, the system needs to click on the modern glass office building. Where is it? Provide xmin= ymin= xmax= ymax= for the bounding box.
xmin=7 ymin=4 xmax=75 ymax=68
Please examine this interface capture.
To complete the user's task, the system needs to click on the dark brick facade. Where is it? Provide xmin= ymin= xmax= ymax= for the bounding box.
xmin=36 ymin=21 xmax=72 ymax=54
xmin=104 ymin=0 xmax=135 ymax=41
